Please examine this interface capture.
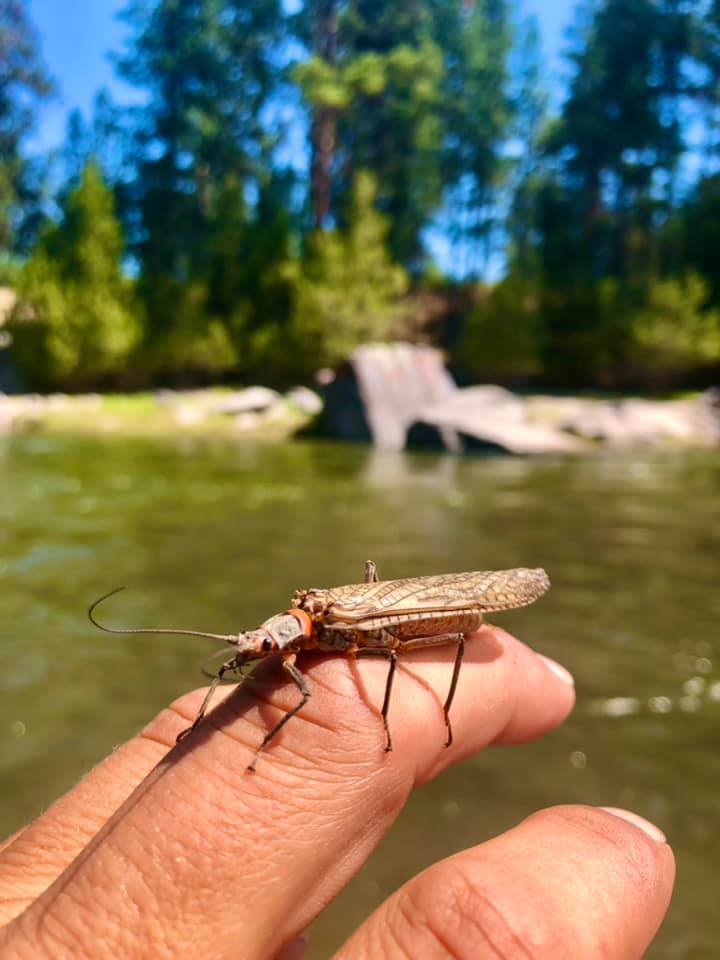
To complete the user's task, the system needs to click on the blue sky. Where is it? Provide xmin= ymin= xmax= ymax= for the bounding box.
xmin=28 ymin=0 xmax=578 ymax=153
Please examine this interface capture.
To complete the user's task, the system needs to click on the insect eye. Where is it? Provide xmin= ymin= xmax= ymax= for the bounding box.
xmin=261 ymin=638 xmax=272 ymax=652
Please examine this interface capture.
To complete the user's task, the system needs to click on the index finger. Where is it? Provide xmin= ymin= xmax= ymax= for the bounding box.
xmin=1 ymin=625 xmax=575 ymax=960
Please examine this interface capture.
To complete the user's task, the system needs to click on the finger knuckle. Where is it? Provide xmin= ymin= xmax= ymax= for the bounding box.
xmin=390 ymin=863 xmax=559 ymax=960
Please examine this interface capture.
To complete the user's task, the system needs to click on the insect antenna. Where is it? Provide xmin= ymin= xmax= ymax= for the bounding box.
xmin=88 ymin=587 xmax=238 ymax=643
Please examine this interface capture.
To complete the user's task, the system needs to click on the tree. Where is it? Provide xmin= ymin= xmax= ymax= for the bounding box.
xmin=432 ymin=0 xmax=514 ymax=274
xmin=523 ymin=0 xmax=697 ymax=384
xmin=627 ymin=273 xmax=720 ymax=385
xmin=8 ymin=162 xmax=140 ymax=389
xmin=59 ymin=89 xmax=133 ymax=198
xmin=292 ymin=0 xmax=341 ymax=228
xmin=291 ymin=171 xmax=408 ymax=368
xmin=543 ymin=0 xmax=690 ymax=281
xmin=294 ymin=0 xmax=445 ymax=270
xmin=339 ymin=2 xmax=444 ymax=270
xmin=0 ymin=0 xmax=53 ymax=256
xmin=682 ymin=173 xmax=720 ymax=305
xmin=116 ymin=0 xmax=284 ymax=325
xmin=203 ymin=169 xmax=297 ymax=378
xmin=506 ymin=13 xmax=547 ymax=278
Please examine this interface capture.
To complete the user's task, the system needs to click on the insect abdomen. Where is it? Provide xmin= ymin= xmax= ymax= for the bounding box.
xmin=321 ymin=609 xmax=483 ymax=647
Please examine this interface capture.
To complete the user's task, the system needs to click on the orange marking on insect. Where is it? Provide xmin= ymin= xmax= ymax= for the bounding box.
xmin=288 ymin=607 xmax=313 ymax=640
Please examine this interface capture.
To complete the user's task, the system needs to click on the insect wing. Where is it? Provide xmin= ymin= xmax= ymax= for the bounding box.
xmin=322 ymin=568 xmax=549 ymax=623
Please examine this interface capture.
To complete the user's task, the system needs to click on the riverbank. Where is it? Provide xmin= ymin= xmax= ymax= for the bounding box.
xmin=0 ymin=382 xmax=718 ymax=452
xmin=0 ymin=386 xmax=321 ymax=440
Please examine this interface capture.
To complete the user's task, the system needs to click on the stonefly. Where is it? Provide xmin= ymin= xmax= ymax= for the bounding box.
xmin=89 ymin=562 xmax=549 ymax=770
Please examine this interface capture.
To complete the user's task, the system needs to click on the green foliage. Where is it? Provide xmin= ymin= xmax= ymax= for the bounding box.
xmin=8 ymin=163 xmax=140 ymax=389
xmin=538 ymin=273 xmax=720 ymax=388
xmin=294 ymin=0 xmax=446 ymax=267
xmin=7 ymin=0 xmax=720 ymax=393
xmin=628 ymin=274 xmax=720 ymax=383
xmin=536 ymin=0 xmax=693 ymax=287
xmin=139 ymin=279 xmax=238 ymax=379
xmin=506 ymin=15 xmax=547 ymax=278
xmin=117 ymin=0 xmax=283 ymax=308
xmin=0 ymin=0 xmax=53 ymax=255
xmin=433 ymin=0 xmax=514 ymax=268
xmin=681 ymin=174 xmax=720 ymax=305
xmin=453 ymin=276 xmax=541 ymax=381
xmin=291 ymin=172 xmax=408 ymax=368
xmin=338 ymin=35 xmax=444 ymax=269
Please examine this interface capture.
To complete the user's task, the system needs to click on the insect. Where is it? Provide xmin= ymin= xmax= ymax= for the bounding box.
xmin=89 ymin=562 xmax=549 ymax=770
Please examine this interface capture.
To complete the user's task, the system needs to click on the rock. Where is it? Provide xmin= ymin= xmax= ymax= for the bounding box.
xmin=210 ymin=386 xmax=282 ymax=415
xmin=698 ymin=387 xmax=720 ymax=441
xmin=285 ymin=386 xmax=323 ymax=416
xmin=553 ymin=394 xmax=719 ymax=446
xmin=233 ymin=412 xmax=262 ymax=431
xmin=321 ymin=342 xmax=582 ymax=453
xmin=419 ymin=391 xmax=583 ymax=454
xmin=174 ymin=405 xmax=207 ymax=426
xmin=322 ymin=342 xmax=459 ymax=450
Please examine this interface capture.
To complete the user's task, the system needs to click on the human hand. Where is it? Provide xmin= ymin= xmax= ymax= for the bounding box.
xmin=0 ymin=625 xmax=674 ymax=959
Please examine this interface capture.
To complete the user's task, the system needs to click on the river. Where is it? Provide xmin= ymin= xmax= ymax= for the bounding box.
xmin=1 ymin=434 xmax=718 ymax=957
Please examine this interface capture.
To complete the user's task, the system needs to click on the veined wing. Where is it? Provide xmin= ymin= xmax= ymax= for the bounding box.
xmin=319 ymin=568 xmax=550 ymax=622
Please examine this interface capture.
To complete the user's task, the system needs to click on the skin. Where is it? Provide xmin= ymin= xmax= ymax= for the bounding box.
xmin=0 ymin=624 xmax=675 ymax=959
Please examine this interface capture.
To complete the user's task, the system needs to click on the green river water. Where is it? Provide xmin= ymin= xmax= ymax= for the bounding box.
xmin=1 ymin=434 xmax=718 ymax=957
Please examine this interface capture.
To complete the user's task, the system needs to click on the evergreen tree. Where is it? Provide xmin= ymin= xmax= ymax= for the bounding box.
xmin=8 ymin=162 xmax=140 ymax=388
xmin=432 ymin=0 xmax=514 ymax=274
xmin=506 ymin=13 xmax=547 ymax=278
xmin=116 ymin=0 xmax=283 ymax=325
xmin=339 ymin=1 xmax=443 ymax=270
xmin=204 ymin=170 xmax=297 ymax=378
xmin=543 ymin=0 xmax=690 ymax=281
xmin=0 ymin=0 xmax=53 ymax=257
xmin=291 ymin=171 xmax=408 ymax=367
xmin=60 ymin=90 xmax=132 ymax=198
xmin=682 ymin=173 xmax=720 ymax=304
xmin=527 ymin=0 xmax=697 ymax=384
xmin=295 ymin=0 xmax=445 ymax=270
xmin=293 ymin=0 xmax=341 ymax=229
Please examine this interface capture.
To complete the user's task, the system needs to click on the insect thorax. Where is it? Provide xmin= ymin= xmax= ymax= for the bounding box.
xmin=293 ymin=589 xmax=330 ymax=617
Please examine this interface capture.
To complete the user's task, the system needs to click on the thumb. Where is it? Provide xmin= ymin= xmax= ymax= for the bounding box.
xmin=334 ymin=805 xmax=675 ymax=960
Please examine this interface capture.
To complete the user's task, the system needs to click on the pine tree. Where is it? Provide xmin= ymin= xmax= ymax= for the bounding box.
xmin=528 ymin=0 xmax=696 ymax=384
xmin=293 ymin=0 xmax=342 ymax=229
xmin=294 ymin=0 xmax=445 ymax=270
xmin=116 ymin=0 xmax=283 ymax=326
xmin=0 ymin=0 xmax=53 ymax=257
xmin=339 ymin=1 xmax=443 ymax=270
xmin=544 ymin=0 xmax=690 ymax=281
xmin=432 ymin=0 xmax=514 ymax=274
xmin=292 ymin=171 xmax=408 ymax=367
xmin=8 ymin=162 xmax=140 ymax=389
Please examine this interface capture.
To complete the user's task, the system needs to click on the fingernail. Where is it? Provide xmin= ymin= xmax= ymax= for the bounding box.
xmin=539 ymin=654 xmax=575 ymax=686
xmin=599 ymin=807 xmax=667 ymax=843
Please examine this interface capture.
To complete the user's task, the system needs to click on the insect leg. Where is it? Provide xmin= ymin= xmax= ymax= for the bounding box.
xmin=442 ymin=635 xmax=465 ymax=748
xmin=176 ymin=656 xmax=239 ymax=743
xmin=355 ymin=646 xmax=398 ymax=752
xmin=247 ymin=652 xmax=310 ymax=772
xmin=364 ymin=560 xmax=379 ymax=583
xmin=396 ymin=633 xmax=466 ymax=747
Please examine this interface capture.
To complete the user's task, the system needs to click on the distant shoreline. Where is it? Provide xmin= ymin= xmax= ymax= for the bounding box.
xmin=1 ymin=385 xmax=718 ymax=453
xmin=0 ymin=387 xmax=319 ymax=441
